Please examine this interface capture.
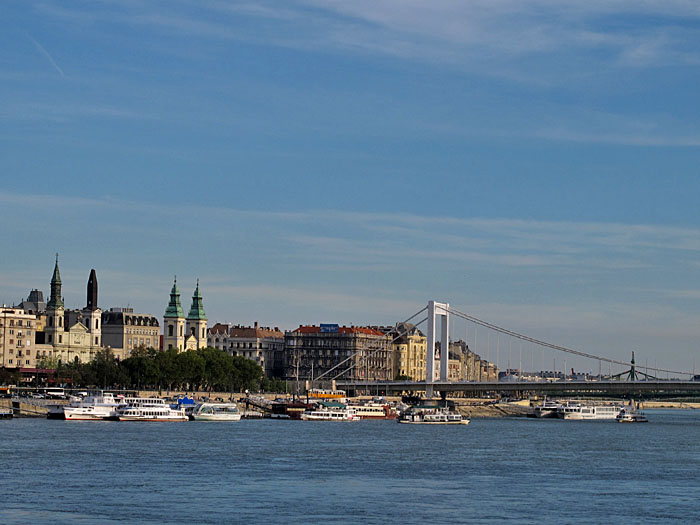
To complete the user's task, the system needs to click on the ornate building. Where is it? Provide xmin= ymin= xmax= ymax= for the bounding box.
xmin=34 ymin=256 xmax=103 ymax=365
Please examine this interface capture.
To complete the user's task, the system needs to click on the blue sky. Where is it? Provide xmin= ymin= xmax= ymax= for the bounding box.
xmin=2 ymin=1 xmax=700 ymax=372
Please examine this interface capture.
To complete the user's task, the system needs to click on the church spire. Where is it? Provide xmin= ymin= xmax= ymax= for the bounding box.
xmin=187 ymin=279 xmax=207 ymax=321
xmin=47 ymin=253 xmax=64 ymax=309
xmin=86 ymin=269 xmax=98 ymax=311
xmin=164 ymin=276 xmax=184 ymax=318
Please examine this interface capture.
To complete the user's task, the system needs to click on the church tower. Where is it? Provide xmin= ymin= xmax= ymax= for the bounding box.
xmin=45 ymin=254 xmax=65 ymax=347
xmin=163 ymin=277 xmax=185 ymax=351
xmin=82 ymin=269 xmax=102 ymax=348
xmin=186 ymin=280 xmax=208 ymax=350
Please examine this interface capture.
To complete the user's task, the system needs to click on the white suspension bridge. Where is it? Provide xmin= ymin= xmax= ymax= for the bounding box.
xmin=312 ymin=300 xmax=700 ymax=398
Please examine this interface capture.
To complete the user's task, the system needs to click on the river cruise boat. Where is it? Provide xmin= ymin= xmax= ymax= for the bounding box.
xmin=301 ymin=401 xmax=358 ymax=421
xmin=558 ymin=402 xmax=621 ymax=420
xmin=62 ymin=392 xmax=123 ymax=421
xmin=346 ymin=402 xmax=396 ymax=420
xmin=397 ymin=406 xmax=470 ymax=425
xmin=616 ymin=401 xmax=648 ymax=423
xmin=116 ymin=397 xmax=188 ymax=422
xmin=191 ymin=402 xmax=241 ymax=421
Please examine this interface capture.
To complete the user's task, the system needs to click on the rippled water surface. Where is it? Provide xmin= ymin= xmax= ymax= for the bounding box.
xmin=1 ymin=410 xmax=699 ymax=524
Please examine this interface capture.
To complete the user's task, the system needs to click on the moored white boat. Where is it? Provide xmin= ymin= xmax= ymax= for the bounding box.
xmin=616 ymin=400 xmax=648 ymax=423
xmin=346 ymin=402 xmax=396 ymax=420
xmin=63 ymin=392 xmax=122 ymax=421
xmin=301 ymin=401 xmax=358 ymax=421
xmin=192 ymin=402 xmax=241 ymax=421
xmin=397 ymin=406 xmax=469 ymax=425
xmin=116 ymin=397 xmax=188 ymax=422
xmin=559 ymin=402 xmax=621 ymax=420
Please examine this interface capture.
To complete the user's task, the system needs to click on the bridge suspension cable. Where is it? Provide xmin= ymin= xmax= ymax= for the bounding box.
xmin=311 ymin=306 xmax=428 ymax=383
xmin=448 ymin=306 xmax=692 ymax=378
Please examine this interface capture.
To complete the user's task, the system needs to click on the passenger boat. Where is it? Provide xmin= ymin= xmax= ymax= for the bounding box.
xmin=62 ymin=392 xmax=123 ymax=421
xmin=558 ymin=402 xmax=621 ymax=420
xmin=397 ymin=406 xmax=470 ymax=425
xmin=301 ymin=401 xmax=358 ymax=421
xmin=192 ymin=402 xmax=241 ymax=421
xmin=0 ymin=410 xmax=12 ymax=419
xmin=116 ymin=397 xmax=188 ymax=422
xmin=346 ymin=402 xmax=396 ymax=420
xmin=616 ymin=401 xmax=648 ymax=423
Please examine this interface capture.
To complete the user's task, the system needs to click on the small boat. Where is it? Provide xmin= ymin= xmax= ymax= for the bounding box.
xmin=397 ymin=405 xmax=470 ymax=425
xmin=0 ymin=410 xmax=12 ymax=419
xmin=616 ymin=400 xmax=648 ymax=423
xmin=192 ymin=402 xmax=241 ymax=421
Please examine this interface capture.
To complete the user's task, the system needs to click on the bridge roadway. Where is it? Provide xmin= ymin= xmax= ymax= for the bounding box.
xmin=337 ymin=380 xmax=700 ymax=396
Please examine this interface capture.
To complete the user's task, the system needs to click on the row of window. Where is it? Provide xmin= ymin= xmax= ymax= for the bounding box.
xmin=5 ymin=359 xmax=31 ymax=365
xmin=4 ymin=319 xmax=33 ymax=327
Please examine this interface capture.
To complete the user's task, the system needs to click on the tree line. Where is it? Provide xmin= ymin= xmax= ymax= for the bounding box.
xmin=35 ymin=347 xmax=289 ymax=393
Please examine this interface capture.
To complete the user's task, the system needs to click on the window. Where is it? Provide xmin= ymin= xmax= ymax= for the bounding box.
xmin=58 ymin=335 xmax=62 ymax=343
xmin=95 ymin=337 xmax=98 ymax=345
xmin=168 ymin=325 xmax=173 ymax=337
xmin=59 ymin=317 xmax=62 ymax=327
xmin=8 ymin=359 xmax=12 ymax=364
xmin=25 ymin=360 xmax=29 ymax=365
xmin=49 ymin=316 xmax=53 ymax=327
xmin=48 ymin=335 xmax=52 ymax=343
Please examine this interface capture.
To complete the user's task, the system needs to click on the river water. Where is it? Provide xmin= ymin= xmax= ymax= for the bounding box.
xmin=1 ymin=410 xmax=699 ymax=524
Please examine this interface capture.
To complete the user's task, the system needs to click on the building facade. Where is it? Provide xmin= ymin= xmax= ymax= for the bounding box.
xmin=34 ymin=257 xmax=103 ymax=365
xmin=283 ymin=325 xmax=392 ymax=383
xmin=102 ymin=308 xmax=160 ymax=359
xmin=208 ymin=322 xmax=284 ymax=377
xmin=0 ymin=307 xmax=37 ymax=369
xmin=388 ymin=322 xmax=427 ymax=381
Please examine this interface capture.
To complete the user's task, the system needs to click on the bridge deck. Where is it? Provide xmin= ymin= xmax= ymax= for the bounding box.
xmin=336 ymin=380 xmax=700 ymax=395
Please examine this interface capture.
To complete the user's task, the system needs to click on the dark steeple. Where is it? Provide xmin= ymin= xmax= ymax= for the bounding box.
xmin=47 ymin=253 xmax=64 ymax=309
xmin=86 ymin=269 xmax=98 ymax=311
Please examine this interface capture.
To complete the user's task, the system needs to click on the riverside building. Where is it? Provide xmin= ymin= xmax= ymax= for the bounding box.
xmin=0 ymin=307 xmax=37 ymax=369
xmin=208 ymin=322 xmax=284 ymax=377
xmin=283 ymin=325 xmax=392 ymax=383
xmin=102 ymin=308 xmax=160 ymax=358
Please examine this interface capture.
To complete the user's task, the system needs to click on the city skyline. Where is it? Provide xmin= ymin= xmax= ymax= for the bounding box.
xmin=2 ymin=2 xmax=700 ymax=371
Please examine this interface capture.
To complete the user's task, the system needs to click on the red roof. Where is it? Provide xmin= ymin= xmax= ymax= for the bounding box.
xmin=293 ymin=325 xmax=385 ymax=336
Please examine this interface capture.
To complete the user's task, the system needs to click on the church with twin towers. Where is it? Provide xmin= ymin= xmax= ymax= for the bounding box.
xmin=162 ymin=277 xmax=208 ymax=352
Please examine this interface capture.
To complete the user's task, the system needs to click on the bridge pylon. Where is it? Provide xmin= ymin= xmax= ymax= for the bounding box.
xmin=426 ymin=300 xmax=450 ymax=398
